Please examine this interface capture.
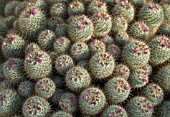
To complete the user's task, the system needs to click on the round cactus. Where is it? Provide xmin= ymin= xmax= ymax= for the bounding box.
xmin=5 ymin=1 xmax=20 ymax=16
xmin=50 ymin=3 xmax=68 ymax=19
xmin=24 ymin=50 xmax=52 ymax=80
xmin=113 ymin=64 xmax=130 ymax=80
xmin=104 ymin=77 xmax=131 ymax=103
xmin=112 ymin=15 xmax=128 ymax=33
xmin=55 ymin=55 xmax=74 ymax=75
xmin=138 ymin=3 xmax=164 ymax=34
xmin=68 ymin=15 xmax=94 ymax=42
xmin=79 ymin=87 xmax=106 ymax=115
xmin=141 ymin=83 xmax=164 ymax=106
xmin=107 ymin=44 xmax=121 ymax=60
xmin=153 ymin=64 xmax=170 ymax=92
xmin=3 ymin=16 xmax=16 ymax=29
xmin=52 ymin=89 xmax=66 ymax=106
xmin=68 ymin=1 xmax=85 ymax=16
xmin=45 ymin=0 xmax=69 ymax=5
xmin=37 ymin=30 xmax=56 ymax=51
xmin=128 ymin=68 xmax=149 ymax=88
xmin=155 ymin=101 xmax=170 ymax=117
xmin=121 ymin=40 xmax=150 ymax=69
xmin=55 ymin=23 xmax=68 ymax=37
xmin=18 ymin=7 xmax=46 ymax=39
xmin=0 ymin=81 xmax=13 ymax=91
xmin=89 ymin=52 xmax=115 ymax=80
xmin=89 ymin=39 xmax=106 ymax=55
xmin=159 ymin=23 xmax=170 ymax=36
xmin=88 ymin=0 xmax=107 ymax=15
xmin=3 ymin=58 xmax=25 ymax=84
xmin=22 ymin=96 xmax=50 ymax=117
xmin=35 ymin=78 xmax=56 ymax=99
xmin=129 ymin=0 xmax=146 ymax=7
xmin=58 ymin=92 xmax=78 ymax=113
xmin=162 ymin=4 xmax=170 ymax=23
xmin=25 ymin=43 xmax=41 ymax=55
xmin=77 ymin=60 xmax=89 ymax=68
xmin=47 ymin=16 xmax=64 ymax=30
xmin=142 ymin=64 xmax=152 ymax=76
xmin=53 ymin=76 xmax=64 ymax=88
xmin=126 ymin=96 xmax=154 ymax=117
xmin=0 ymin=89 xmax=21 ymax=117
xmin=1 ymin=33 xmax=27 ymax=58
xmin=101 ymin=105 xmax=128 ymax=117
xmin=50 ymin=111 xmax=73 ymax=117
xmin=27 ymin=0 xmax=47 ymax=11
xmin=18 ymin=81 xmax=34 ymax=98
xmin=115 ymin=31 xmax=129 ymax=47
xmin=0 ymin=20 xmax=7 ymax=36
xmin=112 ymin=0 xmax=135 ymax=22
xmin=128 ymin=20 xmax=149 ymax=40
xmin=15 ymin=2 xmax=27 ymax=16
xmin=91 ymin=12 xmax=112 ymax=37
xmin=149 ymin=35 xmax=170 ymax=66
xmin=53 ymin=37 xmax=71 ymax=55
xmin=65 ymin=66 xmax=91 ymax=92
xmin=70 ymin=42 xmax=89 ymax=61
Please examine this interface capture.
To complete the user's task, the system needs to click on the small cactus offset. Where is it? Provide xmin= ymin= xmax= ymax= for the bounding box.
xmin=0 ymin=0 xmax=170 ymax=116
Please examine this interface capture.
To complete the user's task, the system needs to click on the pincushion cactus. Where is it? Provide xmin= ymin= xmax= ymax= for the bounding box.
xmin=65 ymin=66 xmax=91 ymax=92
xmin=79 ymin=87 xmax=106 ymax=115
xmin=89 ymin=52 xmax=115 ymax=80
xmin=22 ymin=96 xmax=50 ymax=117
xmin=51 ymin=111 xmax=73 ymax=117
xmin=68 ymin=1 xmax=85 ymax=16
xmin=155 ymin=101 xmax=170 ymax=117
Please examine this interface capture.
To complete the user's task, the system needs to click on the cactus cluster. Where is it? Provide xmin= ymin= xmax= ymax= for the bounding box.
xmin=0 ymin=0 xmax=170 ymax=117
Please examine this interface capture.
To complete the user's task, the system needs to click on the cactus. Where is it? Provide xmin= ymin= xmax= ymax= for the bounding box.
xmin=58 ymin=92 xmax=78 ymax=113
xmin=155 ymin=101 xmax=170 ymax=117
xmin=128 ymin=20 xmax=149 ymax=40
xmin=89 ymin=52 xmax=115 ymax=79
xmin=15 ymin=2 xmax=27 ymax=16
xmin=53 ymin=37 xmax=71 ymax=55
xmin=37 ymin=30 xmax=56 ymax=51
xmin=50 ymin=111 xmax=73 ymax=117
xmin=52 ymin=89 xmax=66 ymax=106
xmin=22 ymin=96 xmax=50 ymax=117
xmin=18 ymin=81 xmax=34 ymax=98
xmin=162 ymin=4 xmax=170 ymax=23
xmin=121 ymin=40 xmax=150 ymax=69
xmin=89 ymin=39 xmax=106 ymax=55
xmin=55 ymin=55 xmax=74 ymax=75
xmin=65 ymin=66 xmax=91 ymax=92
xmin=50 ymin=3 xmax=68 ymax=19
xmin=112 ymin=0 xmax=135 ymax=22
xmin=159 ymin=22 xmax=170 ymax=36
xmin=1 ymin=33 xmax=27 ymax=58
xmin=99 ymin=35 xmax=114 ymax=45
xmin=68 ymin=15 xmax=94 ymax=42
xmin=79 ymin=87 xmax=106 ymax=115
xmin=3 ymin=58 xmax=25 ymax=84
xmin=149 ymin=35 xmax=170 ymax=66
xmin=55 ymin=23 xmax=68 ymax=37
xmin=5 ymin=1 xmax=20 ymax=16
xmin=0 ymin=20 xmax=7 ymax=36
xmin=45 ymin=0 xmax=69 ymax=6
xmin=142 ymin=64 xmax=152 ymax=76
xmin=101 ymin=105 xmax=128 ymax=117
xmin=3 ymin=16 xmax=16 ymax=29
xmin=27 ymin=0 xmax=47 ymax=11
xmin=24 ymin=50 xmax=52 ymax=80
xmin=141 ymin=83 xmax=164 ymax=106
xmin=112 ymin=15 xmax=128 ymax=33
xmin=77 ymin=60 xmax=89 ymax=68
xmin=126 ymin=96 xmax=154 ymax=117
xmin=129 ymin=0 xmax=146 ymax=7
xmin=113 ymin=64 xmax=130 ymax=80
xmin=128 ymin=68 xmax=149 ymax=88
xmin=68 ymin=1 xmax=85 ymax=16
xmin=35 ymin=78 xmax=56 ymax=99
xmin=47 ymin=16 xmax=64 ymax=31
xmin=18 ymin=6 xmax=46 ymax=40
xmin=91 ymin=12 xmax=112 ymax=37
xmin=115 ymin=31 xmax=129 ymax=47
xmin=25 ymin=43 xmax=41 ymax=55
xmin=88 ymin=1 xmax=107 ymax=15
xmin=153 ymin=64 xmax=170 ymax=92
xmin=70 ymin=42 xmax=89 ymax=61
xmin=138 ymin=3 xmax=164 ymax=34
xmin=0 ymin=89 xmax=21 ymax=117
xmin=107 ymin=44 xmax=121 ymax=60
xmin=104 ymin=77 xmax=131 ymax=103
